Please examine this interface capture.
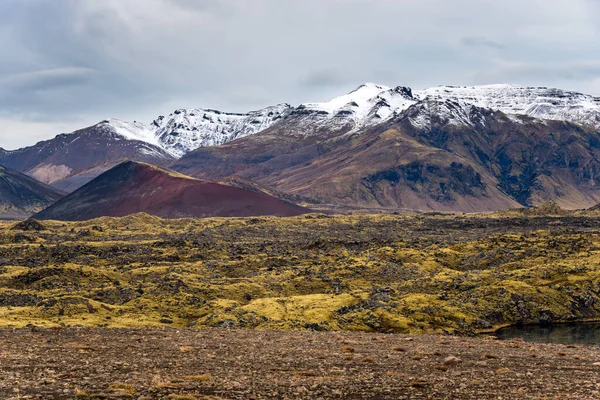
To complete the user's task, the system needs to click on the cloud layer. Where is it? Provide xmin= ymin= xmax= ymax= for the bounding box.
xmin=0 ymin=0 xmax=599 ymax=148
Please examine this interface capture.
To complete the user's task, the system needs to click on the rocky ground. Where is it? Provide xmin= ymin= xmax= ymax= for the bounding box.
xmin=0 ymin=327 xmax=599 ymax=399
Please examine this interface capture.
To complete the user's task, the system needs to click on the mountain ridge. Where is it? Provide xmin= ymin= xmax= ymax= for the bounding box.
xmin=4 ymin=82 xmax=600 ymax=210
xmin=7 ymin=82 xmax=600 ymax=161
xmin=172 ymin=96 xmax=600 ymax=212
xmin=0 ymin=121 xmax=175 ymax=193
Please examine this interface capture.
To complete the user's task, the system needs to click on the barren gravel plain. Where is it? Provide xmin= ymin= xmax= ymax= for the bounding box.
xmin=1 ymin=327 xmax=599 ymax=399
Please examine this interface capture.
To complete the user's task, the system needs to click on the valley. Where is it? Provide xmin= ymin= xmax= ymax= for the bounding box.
xmin=3 ymin=2 xmax=599 ymax=398
xmin=2 ymin=211 xmax=600 ymax=398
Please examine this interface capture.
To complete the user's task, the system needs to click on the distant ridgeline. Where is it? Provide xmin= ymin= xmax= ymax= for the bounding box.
xmin=2 ymin=83 xmax=600 ymax=218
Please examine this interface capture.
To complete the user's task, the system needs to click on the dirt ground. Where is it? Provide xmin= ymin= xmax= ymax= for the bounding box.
xmin=0 ymin=327 xmax=599 ymax=399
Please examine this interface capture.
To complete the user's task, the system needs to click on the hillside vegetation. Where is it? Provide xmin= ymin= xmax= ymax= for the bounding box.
xmin=1 ymin=211 xmax=600 ymax=333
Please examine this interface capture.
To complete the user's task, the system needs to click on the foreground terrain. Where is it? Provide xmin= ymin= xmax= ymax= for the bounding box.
xmin=2 ymin=210 xmax=600 ymax=332
xmin=1 ymin=327 xmax=599 ymax=399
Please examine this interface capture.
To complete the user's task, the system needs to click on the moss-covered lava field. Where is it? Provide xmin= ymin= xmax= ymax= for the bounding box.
xmin=1 ymin=210 xmax=600 ymax=334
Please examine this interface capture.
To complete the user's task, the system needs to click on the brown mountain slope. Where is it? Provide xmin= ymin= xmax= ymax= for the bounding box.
xmin=252 ymin=124 xmax=520 ymax=212
xmin=34 ymin=161 xmax=309 ymax=221
xmin=0 ymin=164 xmax=65 ymax=218
xmin=0 ymin=121 xmax=175 ymax=193
xmin=170 ymin=107 xmax=360 ymax=180
xmin=170 ymin=99 xmax=600 ymax=212
xmin=218 ymin=175 xmax=323 ymax=206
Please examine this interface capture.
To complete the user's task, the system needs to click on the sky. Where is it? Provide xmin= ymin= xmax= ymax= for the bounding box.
xmin=1 ymin=0 xmax=600 ymax=149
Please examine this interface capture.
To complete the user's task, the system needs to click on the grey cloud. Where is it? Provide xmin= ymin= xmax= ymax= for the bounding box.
xmin=460 ymin=36 xmax=505 ymax=50
xmin=471 ymin=62 xmax=600 ymax=85
xmin=0 ymin=0 xmax=599 ymax=148
xmin=170 ymin=0 xmax=231 ymax=13
xmin=301 ymin=70 xmax=354 ymax=88
xmin=2 ymin=68 xmax=97 ymax=91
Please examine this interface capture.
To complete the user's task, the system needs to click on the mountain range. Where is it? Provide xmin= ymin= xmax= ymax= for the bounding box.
xmin=0 ymin=120 xmax=174 ymax=193
xmin=3 ymin=82 xmax=600 ymax=217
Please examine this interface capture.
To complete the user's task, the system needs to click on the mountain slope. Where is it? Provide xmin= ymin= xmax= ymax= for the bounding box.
xmin=243 ymin=100 xmax=520 ymax=212
xmin=34 ymin=161 xmax=310 ymax=221
xmin=0 ymin=120 xmax=175 ymax=192
xmin=0 ymin=164 xmax=65 ymax=218
xmin=172 ymin=97 xmax=600 ymax=212
xmin=170 ymin=85 xmax=418 ymax=179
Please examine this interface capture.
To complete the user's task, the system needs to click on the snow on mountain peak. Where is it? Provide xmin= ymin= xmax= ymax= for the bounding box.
xmin=85 ymin=83 xmax=600 ymax=159
xmin=285 ymin=83 xmax=419 ymax=138
xmin=299 ymin=83 xmax=391 ymax=117
xmin=414 ymin=85 xmax=600 ymax=129
xmin=99 ymin=118 xmax=160 ymax=146
xmin=365 ymin=86 xmax=417 ymax=122
xmin=152 ymin=104 xmax=292 ymax=157
xmin=351 ymin=82 xmax=391 ymax=93
xmin=404 ymin=97 xmax=487 ymax=131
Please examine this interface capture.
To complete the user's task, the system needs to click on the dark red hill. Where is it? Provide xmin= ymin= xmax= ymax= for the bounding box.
xmin=34 ymin=161 xmax=310 ymax=221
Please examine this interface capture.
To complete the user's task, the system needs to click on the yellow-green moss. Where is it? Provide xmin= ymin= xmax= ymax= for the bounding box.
xmin=2 ymin=213 xmax=600 ymax=333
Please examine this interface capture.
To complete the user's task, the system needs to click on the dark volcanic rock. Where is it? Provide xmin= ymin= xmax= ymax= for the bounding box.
xmin=11 ymin=218 xmax=46 ymax=231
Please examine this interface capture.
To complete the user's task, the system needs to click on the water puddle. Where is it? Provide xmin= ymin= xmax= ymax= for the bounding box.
xmin=494 ymin=322 xmax=600 ymax=346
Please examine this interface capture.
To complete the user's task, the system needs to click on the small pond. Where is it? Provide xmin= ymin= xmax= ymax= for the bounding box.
xmin=494 ymin=322 xmax=600 ymax=346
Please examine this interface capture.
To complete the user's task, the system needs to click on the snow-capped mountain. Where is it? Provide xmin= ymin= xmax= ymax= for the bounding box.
xmin=173 ymin=94 xmax=600 ymax=213
xmin=415 ymin=84 xmax=600 ymax=130
xmin=151 ymin=104 xmax=292 ymax=157
xmin=294 ymin=83 xmax=416 ymax=131
xmin=367 ymin=86 xmax=417 ymax=122
xmin=6 ymin=81 xmax=600 ymax=214
xmin=0 ymin=120 xmax=175 ymax=192
xmin=299 ymin=83 xmax=390 ymax=117
xmin=104 ymin=118 xmax=161 ymax=147
xmin=404 ymin=98 xmax=490 ymax=131
xmin=87 ymin=83 xmax=600 ymax=159
xmin=272 ymin=83 xmax=417 ymax=138
xmin=7 ymin=83 xmax=600 ymax=168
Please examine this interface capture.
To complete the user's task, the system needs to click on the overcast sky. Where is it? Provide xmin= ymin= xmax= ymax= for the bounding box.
xmin=1 ymin=0 xmax=599 ymax=149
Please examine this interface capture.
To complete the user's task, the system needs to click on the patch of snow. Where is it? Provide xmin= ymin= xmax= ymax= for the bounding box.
xmin=366 ymin=87 xmax=418 ymax=123
xmin=407 ymin=98 xmax=483 ymax=130
xmin=100 ymin=119 xmax=161 ymax=146
xmin=285 ymin=84 xmax=418 ymax=138
xmin=152 ymin=104 xmax=292 ymax=157
xmin=300 ymin=83 xmax=390 ymax=118
xmin=505 ymin=113 xmax=525 ymax=125
xmin=137 ymin=145 xmax=171 ymax=159
xmin=414 ymin=85 xmax=600 ymax=129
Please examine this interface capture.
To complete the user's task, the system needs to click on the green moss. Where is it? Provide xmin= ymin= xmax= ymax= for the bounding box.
xmin=2 ymin=213 xmax=600 ymax=333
